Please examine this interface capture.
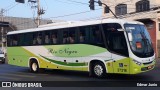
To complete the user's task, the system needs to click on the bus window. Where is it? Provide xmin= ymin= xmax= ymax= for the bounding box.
xmin=102 ymin=23 xmax=128 ymax=56
xmin=44 ymin=31 xmax=50 ymax=44
xmin=7 ymin=35 xmax=11 ymax=46
xmin=90 ymin=25 xmax=102 ymax=44
xmin=33 ymin=32 xmax=42 ymax=45
xmin=79 ymin=31 xmax=84 ymax=43
xmin=33 ymin=35 xmax=37 ymax=45
xmin=79 ymin=26 xmax=89 ymax=43
xmin=12 ymin=35 xmax=18 ymax=46
xmin=37 ymin=33 xmax=42 ymax=45
xmin=69 ymin=29 xmax=76 ymax=44
xmin=63 ymin=30 xmax=69 ymax=44
xmin=108 ymin=32 xmax=128 ymax=56
xmin=51 ymin=31 xmax=58 ymax=44
xmin=24 ymin=33 xmax=33 ymax=46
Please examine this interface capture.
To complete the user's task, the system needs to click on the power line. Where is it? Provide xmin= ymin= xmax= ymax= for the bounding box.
xmin=4 ymin=3 xmax=19 ymax=12
xmin=66 ymin=0 xmax=89 ymax=5
xmin=57 ymin=0 xmax=100 ymax=6
xmin=49 ymin=8 xmax=102 ymax=19
xmin=4 ymin=2 xmax=17 ymax=10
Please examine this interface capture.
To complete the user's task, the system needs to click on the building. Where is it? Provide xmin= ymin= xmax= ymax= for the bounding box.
xmin=1 ymin=16 xmax=53 ymax=30
xmin=102 ymin=0 xmax=160 ymax=57
xmin=0 ymin=16 xmax=61 ymax=53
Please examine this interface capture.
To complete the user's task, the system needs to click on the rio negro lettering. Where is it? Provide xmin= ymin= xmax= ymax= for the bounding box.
xmin=48 ymin=48 xmax=78 ymax=55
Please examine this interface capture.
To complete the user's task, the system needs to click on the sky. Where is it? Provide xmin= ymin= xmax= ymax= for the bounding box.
xmin=0 ymin=0 xmax=103 ymax=21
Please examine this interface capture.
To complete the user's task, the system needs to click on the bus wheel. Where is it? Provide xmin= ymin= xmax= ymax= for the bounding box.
xmin=92 ymin=62 xmax=106 ymax=78
xmin=30 ymin=60 xmax=39 ymax=73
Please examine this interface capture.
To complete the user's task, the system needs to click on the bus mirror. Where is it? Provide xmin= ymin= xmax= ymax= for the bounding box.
xmin=128 ymin=33 xmax=133 ymax=41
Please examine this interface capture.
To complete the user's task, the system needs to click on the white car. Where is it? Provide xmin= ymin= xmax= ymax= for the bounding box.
xmin=0 ymin=50 xmax=5 ymax=64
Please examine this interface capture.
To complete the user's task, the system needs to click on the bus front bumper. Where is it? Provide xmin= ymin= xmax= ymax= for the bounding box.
xmin=130 ymin=60 xmax=156 ymax=74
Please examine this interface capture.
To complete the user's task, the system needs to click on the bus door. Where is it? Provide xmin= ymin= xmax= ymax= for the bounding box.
xmin=107 ymin=32 xmax=130 ymax=74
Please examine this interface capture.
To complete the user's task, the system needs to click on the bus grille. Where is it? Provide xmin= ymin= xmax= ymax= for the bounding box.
xmin=143 ymin=61 xmax=153 ymax=65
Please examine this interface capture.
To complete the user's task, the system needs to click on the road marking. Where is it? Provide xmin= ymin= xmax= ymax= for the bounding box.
xmin=1 ymin=73 xmax=35 ymax=78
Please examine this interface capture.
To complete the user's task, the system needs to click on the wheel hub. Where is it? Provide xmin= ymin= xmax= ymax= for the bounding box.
xmin=32 ymin=63 xmax=37 ymax=71
xmin=94 ymin=65 xmax=103 ymax=76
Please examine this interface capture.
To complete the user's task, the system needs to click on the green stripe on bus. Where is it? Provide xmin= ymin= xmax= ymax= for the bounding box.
xmin=40 ymin=55 xmax=87 ymax=66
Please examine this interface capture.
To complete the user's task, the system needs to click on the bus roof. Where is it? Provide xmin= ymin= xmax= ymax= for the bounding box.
xmin=7 ymin=19 xmax=143 ymax=35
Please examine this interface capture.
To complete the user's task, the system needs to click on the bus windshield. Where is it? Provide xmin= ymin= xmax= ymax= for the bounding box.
xmin=124 ymin=24 xmax=154 ymax=58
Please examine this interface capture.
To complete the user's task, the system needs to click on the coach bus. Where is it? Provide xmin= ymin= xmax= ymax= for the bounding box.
xmin=7 ymin=19 xmax=155 ymax=78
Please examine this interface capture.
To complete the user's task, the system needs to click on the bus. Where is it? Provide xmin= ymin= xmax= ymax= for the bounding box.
xmin=7 ymin=19 xmax=155 ymax=78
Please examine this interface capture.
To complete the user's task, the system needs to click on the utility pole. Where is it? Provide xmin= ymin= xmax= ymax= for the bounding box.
xmin=29 ymin=0 xmax=45 ymax=27
xmin=37 ymin=0 xmax=40 ymax=26
xmin=0 ymin=9 xmax=4 ymax=53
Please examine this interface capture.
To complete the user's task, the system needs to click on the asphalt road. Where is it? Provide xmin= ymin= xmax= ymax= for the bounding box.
xmin=0 ymin=59 xmax=160 ymax=90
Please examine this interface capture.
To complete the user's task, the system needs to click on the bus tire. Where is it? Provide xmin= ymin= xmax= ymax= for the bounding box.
xmin=92 ymin=62 xmax=106 ymax=78
xmin=30 ymin=60 xmax=39 ymax=73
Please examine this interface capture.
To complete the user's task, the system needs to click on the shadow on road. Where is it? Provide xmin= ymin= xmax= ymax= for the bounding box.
xmin=21 ymin=68 xmax=154 ymax=81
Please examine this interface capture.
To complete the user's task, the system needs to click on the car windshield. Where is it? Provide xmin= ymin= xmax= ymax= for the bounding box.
xmin=124 ymin=24 xmax=154 ymax=58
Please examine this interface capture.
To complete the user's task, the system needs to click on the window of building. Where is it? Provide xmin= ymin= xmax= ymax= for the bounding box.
xmin=136 ymin=0 xmax=150 ymax=12
xmin=159 ymin=23 xmax=160 ymax=31
xmin=115 ymin=4 xmax=127 ymax=15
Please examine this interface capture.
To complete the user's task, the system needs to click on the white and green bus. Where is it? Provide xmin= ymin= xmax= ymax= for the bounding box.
xmin=7 ymin=19 xmax=155 ymax=77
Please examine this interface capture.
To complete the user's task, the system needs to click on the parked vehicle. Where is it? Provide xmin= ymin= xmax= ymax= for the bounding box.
xmin=0 ymin=49 xmax=5 ymax=64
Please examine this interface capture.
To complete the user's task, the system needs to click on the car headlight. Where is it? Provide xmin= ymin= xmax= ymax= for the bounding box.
xmin=133 ymin=59 xmax=142 ymax=66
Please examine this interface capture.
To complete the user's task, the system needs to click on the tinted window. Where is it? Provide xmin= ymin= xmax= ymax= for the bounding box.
xmin=90 ymin=25 xmax=103 ymax=44
xmin=24 ymin=33 xmax=33 ymax=46
xmin=79 ymin=26 xmax=90 ymax=43
xmin=51 ymin=31 xmax=58 ymax=44
xmin=44 ymin=31 xmax=51 ymax=44
xmin=11 ymin=35 xmax=18 ymax=46
xmin=33 ymin=32 xmax=42 ymax=45
xmin=102 ymin=23 xmax=129 ymax=56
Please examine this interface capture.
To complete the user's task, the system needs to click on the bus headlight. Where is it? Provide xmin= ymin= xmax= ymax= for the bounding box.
xmin=133 ymin=59 xmax=142 ymax=66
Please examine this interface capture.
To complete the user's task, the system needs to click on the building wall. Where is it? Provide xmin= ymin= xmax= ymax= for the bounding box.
xmin=0 ymin=16 xmax=62 ymax=53
xmin=102 ymin=0 xmax=160 ymax=18
xmin=1 ymin=16 xmax=52 ymax=30
xmin=145 ymin=21 xmax=157 ymax=57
